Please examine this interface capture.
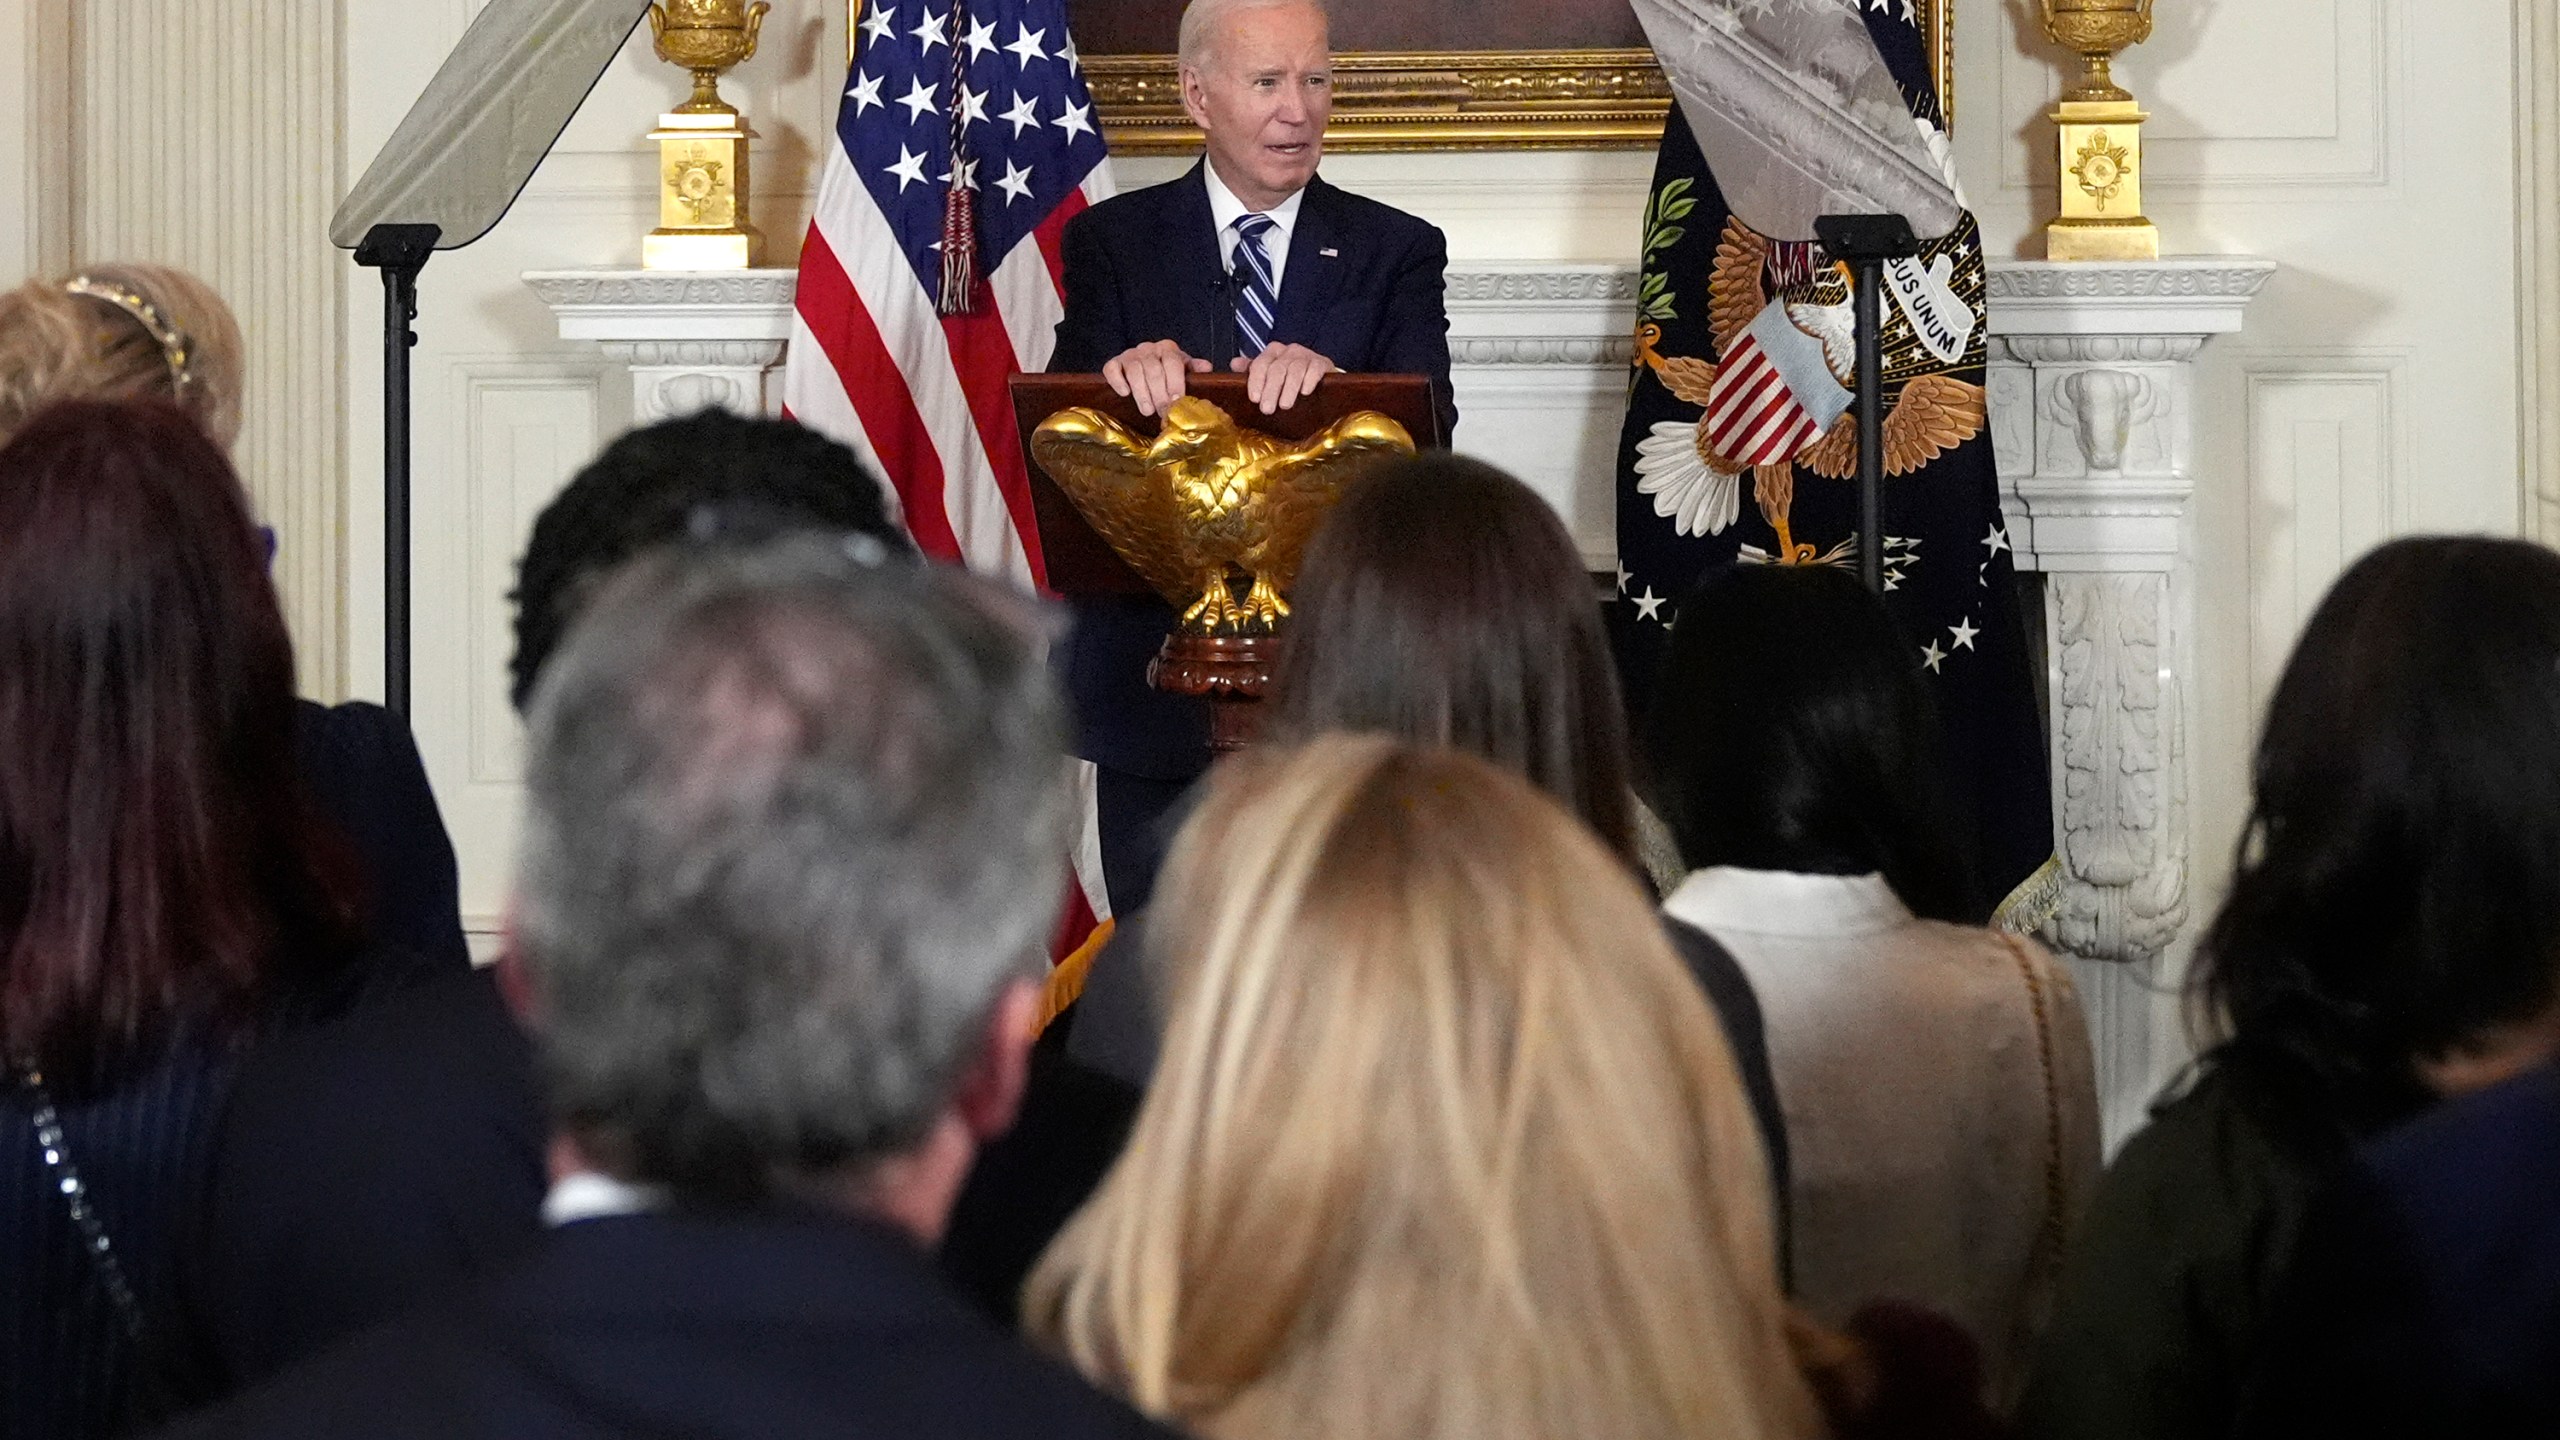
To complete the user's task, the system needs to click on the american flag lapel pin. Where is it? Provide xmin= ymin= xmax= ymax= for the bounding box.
xmin=1319 ymin=246 xmax=1339 ymax=258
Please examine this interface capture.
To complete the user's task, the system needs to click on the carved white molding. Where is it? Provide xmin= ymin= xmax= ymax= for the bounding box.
xmin=526 ymin=268 xmax=796 ymax=420
xmin=1989 ymin=258 xmax=2269 ymax=975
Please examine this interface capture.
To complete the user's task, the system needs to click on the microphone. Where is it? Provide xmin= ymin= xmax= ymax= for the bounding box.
xmin=1208 ymin=269 xmax=1238 ymax=371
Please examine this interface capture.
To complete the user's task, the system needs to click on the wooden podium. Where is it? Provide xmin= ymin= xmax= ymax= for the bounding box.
xmin=1009 ymin=372 xmax=1443 ymax=749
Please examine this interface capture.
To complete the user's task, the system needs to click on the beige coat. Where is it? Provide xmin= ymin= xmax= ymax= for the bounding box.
xmin=1663 ymin=867 xmax=2101 ymax=1404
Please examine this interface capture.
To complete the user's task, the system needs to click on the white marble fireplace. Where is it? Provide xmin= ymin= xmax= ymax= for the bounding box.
xmin=529 ymin=255 xmax=2272 ymax=1141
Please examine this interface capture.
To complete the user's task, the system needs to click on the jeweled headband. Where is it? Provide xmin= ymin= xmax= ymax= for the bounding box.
xmin=62 ymin=275 xmax=194 ymax=394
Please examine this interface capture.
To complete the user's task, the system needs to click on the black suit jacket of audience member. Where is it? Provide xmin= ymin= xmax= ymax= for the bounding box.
xmin=941 ymin=908 xmax=1795 ymax=1322
xmin=292 ymin=700 xmax=469 ymax=973
xmin=181 ymin=964 xmax=547 ymax=1397
xmin=2239 ymin=1062 xmax=2560 ymax=1437
xmin=161 ymin=1211 xmax=1187 ymax=1440
xmin=1045 ymin=164 xmax=1458 ymax=911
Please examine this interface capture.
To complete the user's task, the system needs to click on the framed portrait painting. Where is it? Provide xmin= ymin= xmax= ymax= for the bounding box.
xmin=1067 ymin=0 xmax=1954 ymax=153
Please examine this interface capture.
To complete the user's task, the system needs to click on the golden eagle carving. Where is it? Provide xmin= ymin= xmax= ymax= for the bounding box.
xmin=1032 ymin=396 xmax=1415 ymax=635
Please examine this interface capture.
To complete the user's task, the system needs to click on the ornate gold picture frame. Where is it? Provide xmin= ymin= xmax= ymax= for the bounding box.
xmin=1080 ymin=3 xmax=1953 ymax=155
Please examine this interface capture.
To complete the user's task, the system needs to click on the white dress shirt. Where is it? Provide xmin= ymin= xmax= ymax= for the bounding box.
xmin=1203 ymin=161 xmax=1306 ymax=298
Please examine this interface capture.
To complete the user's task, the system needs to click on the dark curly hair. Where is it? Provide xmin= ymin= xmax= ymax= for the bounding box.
xmin=1642 ymin=562 xmax=1983 ymax=926
xmin=2198 ymin=535 xmax=2560 ymax=1126
xmin=509 ymin=409 xmax=910 ymax=711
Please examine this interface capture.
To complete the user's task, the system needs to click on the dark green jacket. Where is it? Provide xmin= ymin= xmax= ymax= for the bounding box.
xmin=2015 ymin=1065 xmax=2363 ymax=1440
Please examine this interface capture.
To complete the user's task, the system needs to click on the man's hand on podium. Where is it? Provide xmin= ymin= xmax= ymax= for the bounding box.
xmin=1100 ymin=339 xmax=1342 ymax=419
xmin=1101 ymin=340 xmax=1212 ymax=418
xmin=1231 ymin=343 xmax=1338 ymax=416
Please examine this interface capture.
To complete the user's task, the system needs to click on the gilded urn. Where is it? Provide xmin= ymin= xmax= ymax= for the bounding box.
xmin=2039 ymin=0 xmax=2154 ymax=101
xmin=649 ymin=0 xmax=770 ymax=113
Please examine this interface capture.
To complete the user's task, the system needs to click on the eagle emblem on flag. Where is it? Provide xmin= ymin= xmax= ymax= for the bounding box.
xmin=1631 ymin=217 xmax=1988 ymax=567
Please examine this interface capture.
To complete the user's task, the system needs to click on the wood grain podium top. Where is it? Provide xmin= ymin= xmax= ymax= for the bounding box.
xmin=1008 ymin=372 xmax=1443 ymax=598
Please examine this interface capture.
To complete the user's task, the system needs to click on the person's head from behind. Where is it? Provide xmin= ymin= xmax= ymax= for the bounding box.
xmin=1644 ymin=563 xmax=1983 ymax=925
xmin=0 ymin=263 xmax=246 ymax=451
xmin=1027 ymin=736 xmax=1817 ymax=1440
xmin=1267 ymin=453 xmax=1637 ymax=861
xmin=509 ymin=407 xmax=910 ymax=712
xmin=1178 ymin=0 xmax=1331 ymax=211
xmin=513 ymin=534 xmax=1069 ymax=1231
xmin=0 ymin=401 xmax=354 ymax=1086
xmin=2203 ymin=535 xmax=2560 ymax=1113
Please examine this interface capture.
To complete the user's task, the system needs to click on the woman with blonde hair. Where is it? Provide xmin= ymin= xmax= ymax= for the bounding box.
xmin=1026 ymin=735 xmax=1826 ymax=1440
xmin=0 ymin=262 xmax=245 ymax=449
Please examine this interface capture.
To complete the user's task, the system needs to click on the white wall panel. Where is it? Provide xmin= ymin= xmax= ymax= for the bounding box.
xmin=2242 ymin=361 xmax=2400 ymax=699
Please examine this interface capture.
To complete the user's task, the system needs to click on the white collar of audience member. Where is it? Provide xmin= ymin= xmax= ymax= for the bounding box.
xmin=1661 ymin=866 xmax=1911 ymax=940
xmin=1204 ymin=159 xmax=1306 ymax=289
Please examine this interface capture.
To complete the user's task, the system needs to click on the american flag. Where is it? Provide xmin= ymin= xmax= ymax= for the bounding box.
xmin=785 ymin=0 xmax=1114 ymax=588
xmin=784 ymin=0 xmax=1118 ymax=967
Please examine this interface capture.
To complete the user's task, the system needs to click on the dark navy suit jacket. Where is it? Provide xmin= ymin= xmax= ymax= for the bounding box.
xmin=1045 ymin=165 xmax=1456 ymax=844
xmin=2241 ymin=1063 xmax=2560 ymax=1437
xmin=163 ymin=1212 xmax=1182 ymax=1440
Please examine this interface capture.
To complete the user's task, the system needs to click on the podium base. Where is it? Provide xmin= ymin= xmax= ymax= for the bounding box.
xmin=1149 ymin=633 xmax=1283 ymax=753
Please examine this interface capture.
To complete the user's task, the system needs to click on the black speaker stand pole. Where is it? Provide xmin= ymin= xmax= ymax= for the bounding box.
xmin=1813 ymin=214 xmax=1922 ymax=595
xmin=353 ymin=223 xmax=439 ymax=719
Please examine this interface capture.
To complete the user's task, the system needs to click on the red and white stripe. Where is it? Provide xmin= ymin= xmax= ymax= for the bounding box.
xmin=783 ymin=140 xmax=1118 ymax=957
xmin=1704 ymin=332 xmax=1822 ymax=466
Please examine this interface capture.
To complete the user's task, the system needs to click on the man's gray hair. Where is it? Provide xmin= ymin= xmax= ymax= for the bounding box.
xmin=513 ymin=533 xmax=1071 ymax=1201
xmin=1176 ymin=0 xmax=1327 ymax=71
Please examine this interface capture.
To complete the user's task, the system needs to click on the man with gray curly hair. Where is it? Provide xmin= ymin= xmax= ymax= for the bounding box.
xmin=170 ymin=535 xmax=1181 ymax=1440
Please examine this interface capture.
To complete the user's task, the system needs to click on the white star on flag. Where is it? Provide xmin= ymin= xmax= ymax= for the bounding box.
xmin=1921 ymin=640 xmax=1947 ymax=673
xmin=1615 ymin=562 xmax=1633 ymax=594
xmin=859 ymin=4 xmax=896 ymax=46
xmin=1633 ymin=587 xmax=1667 ymax=623
xmin=1949 ymin=617 xmax=1979 ymax=651
xmin=884 ymin=144 xmax=929 ymax=191
xmin=962 ymin=17 xmax=998 ymax=59
xmin=1982 ymin=524 xmax=2012 ymax=557
xmin=847 ymin=71 xmax=884 ymax=114
xmin=938 ymin=156 xmax=980 ymax=191
xmin=897 ymin=76 xmax=940 ymax=122
xmin=1054 ymin=99 xmax=1095 ymax=141
xmin=994 ymin=159 xmax=1035 ymax=204
xmin=911 ymin=8 xmax=948 ymax=53
xmin=1006 ymin=24 xmax=1047 ymax=66
xmin=1058 ymin=33 xmax=1078 ymax=66
xmin=1000 ymin=92 xmax=1042 ymax=136
xmin=954 ymin=82 xmax=990 ymax=128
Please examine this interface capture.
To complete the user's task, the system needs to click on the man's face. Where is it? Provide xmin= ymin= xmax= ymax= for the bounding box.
xmin=1181 ymin=3 xmax=1332 ymax=212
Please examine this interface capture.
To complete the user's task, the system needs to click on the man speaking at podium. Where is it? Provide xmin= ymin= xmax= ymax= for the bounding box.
xmin=1049 ymin=0 xmax=1455 ymax=910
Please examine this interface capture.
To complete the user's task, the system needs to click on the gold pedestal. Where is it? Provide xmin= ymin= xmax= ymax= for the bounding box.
xmin=645 ymin=110 xmax=762 ymax=271
xmin=2047 ymin=98 xmax=2159 ymax=261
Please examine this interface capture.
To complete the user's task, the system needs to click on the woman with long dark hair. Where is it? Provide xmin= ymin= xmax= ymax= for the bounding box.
xmin=0 ymin=401 xmax=375 ymax=1438
xmin=1645 ymin=561 xmax=2100 ymax=1403
xmin=2019 ymin=537 xmax=2560 ymax=1439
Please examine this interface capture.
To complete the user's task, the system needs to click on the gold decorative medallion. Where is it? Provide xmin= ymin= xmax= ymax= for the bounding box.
xmin=2069 ymin=131 xmax=2132 ymax=210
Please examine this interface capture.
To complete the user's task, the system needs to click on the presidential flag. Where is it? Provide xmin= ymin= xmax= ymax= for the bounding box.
xmin=1612 ymin=3 xmax=2059 ymax=928
xmin=785 ymin=0 xmax=1117 ymax=961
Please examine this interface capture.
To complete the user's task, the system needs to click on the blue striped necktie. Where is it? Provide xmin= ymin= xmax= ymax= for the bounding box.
xmin=1230 ymin=213 xmax=1278 ymax=359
